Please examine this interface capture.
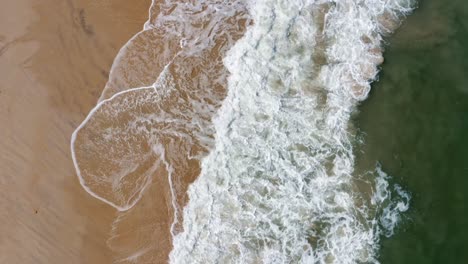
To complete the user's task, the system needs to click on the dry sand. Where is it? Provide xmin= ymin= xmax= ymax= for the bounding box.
xmin=0 ymin=0 xmax=150 ymax=262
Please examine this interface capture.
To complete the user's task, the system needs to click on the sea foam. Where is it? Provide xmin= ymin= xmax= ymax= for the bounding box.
xmin=170 ymin=0 xmax=414 ymax=263
xmin=71 ymin=0 xmax=415 ymax=262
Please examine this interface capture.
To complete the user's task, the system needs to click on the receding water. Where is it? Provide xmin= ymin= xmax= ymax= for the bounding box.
xmin=356 ymin=0 xmax=468 ymax=262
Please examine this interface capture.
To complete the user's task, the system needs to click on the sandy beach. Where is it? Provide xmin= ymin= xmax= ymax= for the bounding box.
xmin=0 ymin=0 xmax=150 ymax=262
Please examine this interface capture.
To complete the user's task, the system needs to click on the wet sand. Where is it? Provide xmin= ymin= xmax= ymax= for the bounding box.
xmin=0 ymin=0 xmax=150 ymax=263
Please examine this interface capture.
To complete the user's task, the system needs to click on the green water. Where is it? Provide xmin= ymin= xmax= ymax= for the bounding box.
xmin=356 ymin=0 xmax=468 ymax=262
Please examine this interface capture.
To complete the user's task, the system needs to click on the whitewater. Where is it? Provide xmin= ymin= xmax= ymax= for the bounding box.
xmin=170 ymin=0 xmax=413 ymax=263
xmin=71 ymin=0 xmax=416 ymax=263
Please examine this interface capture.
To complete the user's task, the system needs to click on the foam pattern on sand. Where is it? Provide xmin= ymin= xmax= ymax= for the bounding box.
xmin=72 ymin=1 xmax=249 ymax=262
xmin=72 ymin=0 xmax=249 ymax=225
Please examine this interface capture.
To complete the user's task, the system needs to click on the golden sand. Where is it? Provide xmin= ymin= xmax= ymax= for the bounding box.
xmin=0 ymin=0 xmax=149 ymax=262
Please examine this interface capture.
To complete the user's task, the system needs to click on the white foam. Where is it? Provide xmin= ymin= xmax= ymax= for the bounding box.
xmin=373 ymin=165 xmax=411 ymax=238
xmin=170 ymin=0 xmax=414 ymax=263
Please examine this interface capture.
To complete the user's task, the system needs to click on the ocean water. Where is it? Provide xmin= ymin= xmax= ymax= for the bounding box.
xmin=70 ymin=0 xmax=423 ymax=263
xmin=356 ymin=0 xmax=468 ymax=262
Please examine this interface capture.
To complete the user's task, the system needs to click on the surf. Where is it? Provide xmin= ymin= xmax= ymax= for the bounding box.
xmin=170 ymin=0 xmax=414 ymax=263
xmin=70 ymin=0 xmax=416 ymax=263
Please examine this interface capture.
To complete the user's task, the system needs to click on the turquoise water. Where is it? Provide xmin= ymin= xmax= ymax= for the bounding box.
xmin=356 ymin=0 xmax=468 ymax=262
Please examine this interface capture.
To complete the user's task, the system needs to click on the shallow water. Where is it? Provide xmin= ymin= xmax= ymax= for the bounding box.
xmin=356 ymin=0 xmax=468 ymax=262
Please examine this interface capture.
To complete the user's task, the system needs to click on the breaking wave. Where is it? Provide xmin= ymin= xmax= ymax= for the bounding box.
xmin=170 ymin=0 xmax=414 ymax=263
